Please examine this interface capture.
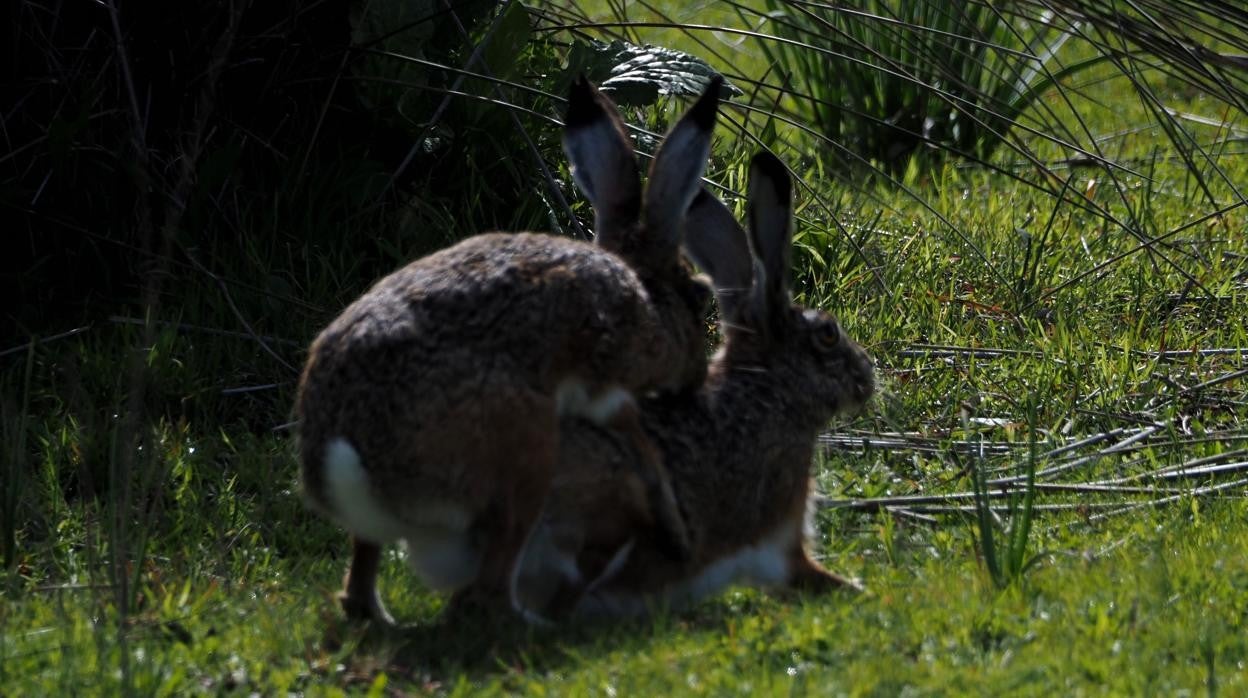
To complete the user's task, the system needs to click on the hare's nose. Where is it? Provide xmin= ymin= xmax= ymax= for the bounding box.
xmin=852 ymin=362 xmax=876 ymax=404
xmin=853 ymin=381 xmax=874 ymax=405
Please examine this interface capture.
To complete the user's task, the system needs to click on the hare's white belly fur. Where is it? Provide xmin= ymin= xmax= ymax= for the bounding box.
xmin=682 ymin=523 xmax=797 ymax=597
xmin=579 ymin=523 xmax=801 ymax=618
xmin=399 ymin=527 xmax=481 ymax=591
xmin=322 ymin=437 xmax=481 ymax=591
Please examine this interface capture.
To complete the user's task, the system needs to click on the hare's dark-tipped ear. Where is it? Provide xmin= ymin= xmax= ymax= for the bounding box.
xmin=563 ymin=75 xmax=642 ymax=246
xmin=683 ymin=189 xmax=752 ymax=321
xmin=746 ymin=151 xmax=794 ymax=331
xmin=639 ymin=75 xmax=723 ymax=262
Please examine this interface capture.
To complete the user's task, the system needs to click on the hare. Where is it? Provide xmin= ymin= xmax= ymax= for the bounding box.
xmin=297 ymin=76 xmax=727 ymax=625
xmin=516 ymin=151 xmax=876 ymax=619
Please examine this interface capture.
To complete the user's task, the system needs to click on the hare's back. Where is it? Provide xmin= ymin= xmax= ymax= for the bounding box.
xmin=395 ymin=231 xmax=646 ymax=312
xmin=309 ymin=231 xmax=652 ymax=371
xmin=359 ymin=232 xmax=652 ymax=359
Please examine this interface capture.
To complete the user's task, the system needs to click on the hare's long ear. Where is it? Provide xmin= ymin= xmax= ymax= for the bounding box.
xmin=563 ymin=75 xmax=642 ymax=246
xmin=639 ymin=76 xmax=723 ymax=263
xmin=683 ymin=189 xmax=752 ymax=321
xmin=746 ymin=151 xmax=794 ymax=333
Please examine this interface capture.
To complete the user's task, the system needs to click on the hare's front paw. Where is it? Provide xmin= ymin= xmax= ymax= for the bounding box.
xmin=337 ymin=587 xmax=395 ymax=626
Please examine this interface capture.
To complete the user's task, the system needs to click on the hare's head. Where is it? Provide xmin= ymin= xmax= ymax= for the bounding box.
xmin=563 ymin=76 xmax=726 ymax=390
xmin=687 ymin=152 xmax=875 ymax=420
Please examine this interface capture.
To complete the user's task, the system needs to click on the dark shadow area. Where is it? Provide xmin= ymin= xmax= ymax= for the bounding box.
xmin=319 ymin=603 xmax=670 ymax=681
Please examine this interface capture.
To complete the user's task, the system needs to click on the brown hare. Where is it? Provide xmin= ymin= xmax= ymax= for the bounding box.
xmin=297 ymin=77 xmax=732 ymax=624
xmin=516 ymin=151 xmax=876 ymax=619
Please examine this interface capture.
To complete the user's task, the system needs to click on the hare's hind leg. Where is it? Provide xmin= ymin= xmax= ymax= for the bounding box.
xmin=314 ymin=437 xmax=401 ymax=624
xmin=602 ymin=400 xmax=691 ymax=562
xmin=448 ymin=473 xmax=551 ymax=623
xmin=339 ymin=536 xmax=396 ymax=624
xmin=556 ymin=381 xmax=689 ymax=562
xmin=448 ymin=397 xmax=560 ymax=622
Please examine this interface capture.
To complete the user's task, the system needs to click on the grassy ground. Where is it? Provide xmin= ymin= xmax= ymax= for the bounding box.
xmin=4 ymin=9 xmax=1248 ymax=697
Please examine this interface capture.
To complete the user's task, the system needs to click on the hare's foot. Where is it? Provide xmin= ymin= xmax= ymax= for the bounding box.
xmin=787 ymin=551 xmax=865 ymax=595
xmin=444 ymin=585 xmax=502 ymax=617
xmin=527 ymin=573 xmax=591 ymax=624
xmin=338 ymin=537 xmax=396 ymax=625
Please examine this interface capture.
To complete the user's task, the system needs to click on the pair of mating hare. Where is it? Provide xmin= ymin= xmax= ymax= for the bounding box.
xmin=296 ymin=76 xmax=875 ymax=625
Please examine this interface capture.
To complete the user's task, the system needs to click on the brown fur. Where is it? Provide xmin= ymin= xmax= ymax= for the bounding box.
xmin=296 ymin=78 xmax=723 ymax=624
xmin=519 ymin=153 xmax=876 ymax=618
xmin=298 ymin=232 xmax=702 ymax=512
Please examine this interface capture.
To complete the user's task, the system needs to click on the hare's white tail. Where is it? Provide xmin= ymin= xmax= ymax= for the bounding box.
xmin=324 ymin=437 xmax=484 ymax=591
xmin=321 ymin=437 xmax=406 ymax=543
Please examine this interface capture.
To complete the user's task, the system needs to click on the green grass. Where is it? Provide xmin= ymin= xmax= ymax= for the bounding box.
xmin=4 ymin=3 xmax=1248 ymax=695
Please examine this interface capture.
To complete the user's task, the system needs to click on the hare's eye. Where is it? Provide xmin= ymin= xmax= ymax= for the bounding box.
xmin=813 ymin=321 xmax=840 ymax=350
xmin=687 ymin=278 xmax=713 ymax=313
